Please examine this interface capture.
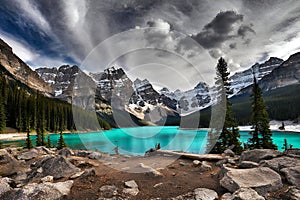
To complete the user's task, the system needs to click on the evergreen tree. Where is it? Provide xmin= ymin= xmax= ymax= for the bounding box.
xmin=57 ymin=131 xmax=67 ymax=150
xmin=248 ymin=75 xmax=277 ymax=149
xmin=25 ymin=129 xmax=33 ymax=149
xmin=210 ymin=58 xmax=243 ymax=154
xmin=0 ymin=96 xmax=6 ymax=134
xmin=46 ymin=135 xmax=52 ymax=148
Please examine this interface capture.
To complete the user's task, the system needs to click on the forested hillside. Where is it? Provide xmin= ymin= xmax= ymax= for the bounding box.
xmin=0 ymin=71 xmax=110 ymax=134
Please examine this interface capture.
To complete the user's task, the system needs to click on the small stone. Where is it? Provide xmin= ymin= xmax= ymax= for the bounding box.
xmin=70 ymin=171 xmax=85 ymax=179
xmin=193 ymin=160 xmax=201 ymax=166
xmin=88 ymin=151 xmax=102 ymax=160
xmin=200 ymin=161 xmax=212 ymax=172
xmin=224 ymin=149 xmax=235 ymax=157
xmin=179 ymin=162 xmax=186 ymax=166
xmin=121 ymin=167 xmax=130 ymax=171
xmin=124 ymin=180 xmax=138 ymax=189
xmin=153 ymin=183 xmax=163 ymax=188
xmin=41 ymin=175 xmax=53 ymax=183
xmin=99 ymin=185 xmax=118 ymax=198
xmin=37 ymin=167 xmax=43 ymax=173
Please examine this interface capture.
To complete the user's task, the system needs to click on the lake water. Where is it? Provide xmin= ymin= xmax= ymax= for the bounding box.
xmin=2 ymin=126 xmax=300 ymax=155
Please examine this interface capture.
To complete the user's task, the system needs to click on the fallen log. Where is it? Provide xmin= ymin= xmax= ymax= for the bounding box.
xmin=155 ymin=150 xmax=228 ymax=161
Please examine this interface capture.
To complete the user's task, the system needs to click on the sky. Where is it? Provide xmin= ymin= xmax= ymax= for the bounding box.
xmin=0 ymin=0 xmax=300 ymax=90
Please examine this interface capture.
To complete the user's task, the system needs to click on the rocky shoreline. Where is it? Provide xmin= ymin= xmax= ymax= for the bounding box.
xmin=0 ymin=147 xmax=300 ymax=199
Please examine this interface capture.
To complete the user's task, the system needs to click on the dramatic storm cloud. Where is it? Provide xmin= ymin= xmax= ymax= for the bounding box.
xmin=0 ymin=0 xmax=300 ymax=90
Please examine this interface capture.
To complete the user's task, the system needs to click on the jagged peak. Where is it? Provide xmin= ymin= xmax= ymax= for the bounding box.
xmin=160 ymin=87 xmax=170 ymax=92
xmin=194 ymin=81 xmax=208 ymax=90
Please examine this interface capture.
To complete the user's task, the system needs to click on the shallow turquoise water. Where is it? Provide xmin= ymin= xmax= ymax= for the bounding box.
xmin=2 ymin=126 xmax=300 ymax=155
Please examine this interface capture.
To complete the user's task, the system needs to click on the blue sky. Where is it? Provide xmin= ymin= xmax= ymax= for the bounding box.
xmin=0 ymin=0 xmax=300 ymax=90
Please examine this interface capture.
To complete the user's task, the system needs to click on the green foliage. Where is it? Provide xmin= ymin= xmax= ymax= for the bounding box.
xmin=0 ymin=97 xmax=5 ymax=134
xmin=209 ymin=58 xmax=243 ymax=154
xmin=25 ymin=130 xmax=33 ymax=149
xmin=0 ymin=72 xmax=111 ymax=137
xmin=231 ymin=84 xmax=300 ymax=124
xmin=57 ymin=131 xmax=67 ymax=150
xmin=46 ymin=135 xmax=52 ymax=148
xmin=248 ymin=76 xmax=276 ymax=149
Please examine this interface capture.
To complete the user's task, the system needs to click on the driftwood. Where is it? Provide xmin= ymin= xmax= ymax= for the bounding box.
xmin=155 ymin=150 xmax=228 ymax=161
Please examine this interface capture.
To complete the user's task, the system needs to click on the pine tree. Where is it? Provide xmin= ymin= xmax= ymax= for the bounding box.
xmin=210 ymin=58 xmax=243 ymax=154
xmin=248 ymin=75 xmax=277 ymax=149
xmin=57 ymin=131 xmax=67 ymax=150
xmin=46 ymin=135 xmax=52 ymax=148
xmin=0 ymin=96 xmax=6 ymax=134
xmin=25 ymin=129 xmax=33 ymax=149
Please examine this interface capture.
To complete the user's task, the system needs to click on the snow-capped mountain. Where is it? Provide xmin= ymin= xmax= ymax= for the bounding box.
xmin=160 ymin=82 xmax=212 ymax=114
xmin=258 ymin=52 xmax=300 ymax=91
xmin=36 ymin=65 xmax=82 ymax=102
xmin=230 ymin=57 xmax=283 ymax=95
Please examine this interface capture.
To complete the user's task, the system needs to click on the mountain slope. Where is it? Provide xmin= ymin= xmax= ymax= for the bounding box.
xmin=0 ymin=38 xmax=53 ymax=96
xmin=230 ymin=57 xmax=283 ymax=94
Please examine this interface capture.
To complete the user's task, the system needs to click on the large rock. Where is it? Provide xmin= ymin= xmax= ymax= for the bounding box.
xmin=0 ymin=178 xmax=12 ymax=196
xmin=231 ymin=188 xmax=265 ymax=200
xmin=220 ymin=167 xmax=282 ymax=196
xmin=239 ymin=149 xmax=282 ymax=164
xmin=17 ymin=149 xmax=39 ymax=160
xmin=171 ymin=188 xmax=218 ymax=200
xmin=29 ymin=155 xmax=80 ymax=179
xmin=2 ymin=180 xmax=73 ymax=200
xmin=0 ymin=149 xmax=22 ymax=176
xmin=58 ymin=148 xmax=74 ymax=157
xmin=259 ymin=156 xmax=300 ymax=172
xmin=281 ymin=166 xmax=300 ymax=187
xmin=194 ymin=188 xmax=218 ymax=200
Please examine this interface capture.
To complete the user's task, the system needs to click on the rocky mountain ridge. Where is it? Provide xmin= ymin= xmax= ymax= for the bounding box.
xmin=0 ymin=38 xmax=53 ymax=96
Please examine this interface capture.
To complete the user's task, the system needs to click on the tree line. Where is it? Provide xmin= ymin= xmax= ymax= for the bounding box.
xmin=0 ymin=72 xmax=111 ymax=148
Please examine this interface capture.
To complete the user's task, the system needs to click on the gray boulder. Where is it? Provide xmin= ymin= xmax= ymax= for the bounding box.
xmin=88 ymin=151 xmax=102 ymax=160
xmin=239 ymin=161 xmax=259 ymax=169
xmin=239 ymin=149 xmax=282 ymax=164
xmin=0 ymin=149 xmax=22 ymax=176
xmin=194 ymin=188 xmax=218 ymax=200
xmin=0 ymin=178 xmax=12 ymax=196
xmin=281 ymin=166 xmax=300 ymax=187
xmin=29 ymin=155 xmax=80 ymax=179
xmin=231 ymin=188 xmax=265 ymax=200
xmin=171 ymin=188 xmax=218 ymax=200
xmin=17 ymin=149 xmax=39 ymax=160
xmin=220 ymin=167 xmax=282 ymax=196
xmin=259 ymin=156 xmax=300 ymax=172
xmin=58 ymin=148 xmax=74 ymax=157
xmin=3 ymin=180 xmax=73 ymax=200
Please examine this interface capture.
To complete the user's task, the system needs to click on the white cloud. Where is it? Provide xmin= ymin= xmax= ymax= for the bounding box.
xmin=0 ymin=32 xmax=66 ymax=69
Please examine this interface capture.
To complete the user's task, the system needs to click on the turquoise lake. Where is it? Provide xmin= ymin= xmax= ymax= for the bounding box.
xmin=3 ymin=126 xmax=300 ymax=155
